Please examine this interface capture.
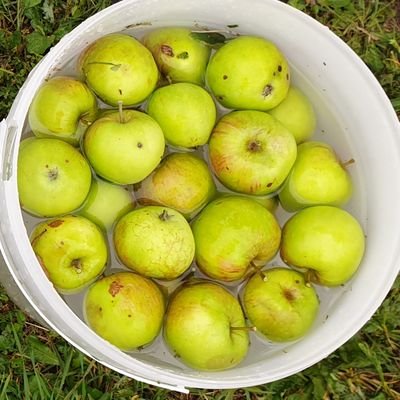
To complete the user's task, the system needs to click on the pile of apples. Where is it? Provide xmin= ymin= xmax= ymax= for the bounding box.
xmin=18 ymin=27 xmax=365 ymax=371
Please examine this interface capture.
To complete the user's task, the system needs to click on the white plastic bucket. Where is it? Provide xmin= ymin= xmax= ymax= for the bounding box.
xmin=1 ymin=0 xmax=400 ymax=393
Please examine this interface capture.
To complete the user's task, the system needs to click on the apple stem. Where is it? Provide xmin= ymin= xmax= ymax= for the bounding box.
xmin=231 ymin=326 xmax=257 ymax=332
xmin=256 ymin=269 xmax=268 ymax=282
xmin=249 ymin=261 xmax=268 ymax=281
xmin=118 ymin=100 xmax=124 ymax=124
xmin=341 ymin=158 xmax=355 ymax=168
xmin=304 ymin=269 xmax=319 ymax=286
xmin=71 ymin=259 xmax=82 ymax=274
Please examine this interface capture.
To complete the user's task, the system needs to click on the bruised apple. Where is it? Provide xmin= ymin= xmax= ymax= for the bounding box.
xmin=84 ymin=272 xmax=165 ymax=350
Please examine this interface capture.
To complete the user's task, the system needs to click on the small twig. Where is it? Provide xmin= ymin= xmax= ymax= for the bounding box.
xmin=24 ymin=321 xmax=50 ymax=332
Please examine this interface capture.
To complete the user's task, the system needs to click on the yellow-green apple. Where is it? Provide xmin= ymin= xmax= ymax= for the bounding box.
xmin=268 ymin=87 xmax=316 ymax=143
xmin=83 ymin=109 xmax=165 ymax=184
xmin=30 ymin=215 xmax=108 ymax=293
xmin=279 ymin=141 xmax=353 ymax=212
xmin=18 ymin=137 xmax=92 ymax=217
xmin=135 ymin=153 xmax=216 ymax=218
xmin=84 ymin=272 xmax=165 ymax=350
xmin=28 ymin=76 xmax=98 ymax=146
xmin=281 ymin=206 xmax=365 ymax=286
xmin=114 ymin=206 xmax=195 ymax=280
xmin=79 ymin=177 xmax=135 ymax=231
xmin=164 ymin=280 xmax=249 ymax=370
xmin=206 ymin=36 xmax=290 ymax=110
xmin=142 ymin=27 xmax=211 ymax=85
xmin=243 ymin=267 xmax=319 ymax=342
xmin=79 ymin=33 xmax=159 ymax=106
xmin=192 ymin=196 xmax=281 ymax=281
xmin=209 ymin=110 xmax=297 ymax=195
xmin=146 ymin=82 xmax=216 ymax=148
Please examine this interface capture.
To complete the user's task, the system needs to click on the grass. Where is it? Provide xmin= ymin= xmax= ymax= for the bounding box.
xmin=0 ymin=0 xmax=399 ymax=398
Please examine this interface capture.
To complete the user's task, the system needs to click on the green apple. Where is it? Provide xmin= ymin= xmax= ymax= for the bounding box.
xmin=135 ymin=152 xmax=216 ymax=218
xmin=206 ymin=36 xmax=290 ymax=110
xmin=281 ymin=206 xmax=365 ymax=286
xmin=114 ymin=206 xmax=195 ymax=280
xmin=30 ymin=215 xmax=108 ymax=293
xmin=83 ymin=109 xmax=165 ymax=184
xmin=142 ymin=27 xmax=211 ymax=85
xmin=243 ymin=267 xmax=319 ymax=342
xmin=192 ymin=196 xmax=281 ymax=281
xmin=268 ymin=87 xmax=316 ymax=143
xmin=28 ymin=76 xmax=98 ymax=146
xmin=79 ymin=177 xmax=135 ymax=231
xmin=279 ymin=141 xmax=353 ymax=212
xmin=84 ymin=271 xmax=165 ymax=350
xmin=18 ymin=137 xmax=92 ymax=217
xmin=79 ymin=33 xmax=159 ymax=106
xmin=164 ymin=280 xmax=249 ymax=370
xmin=209 ymin=110 xmax=297 ymax=195
xmin=146 ymin=82 xmax=217 ymax=148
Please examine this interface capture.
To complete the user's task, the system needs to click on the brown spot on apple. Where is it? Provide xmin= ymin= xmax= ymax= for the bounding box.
xmin=262 ymin=84 xmax=273 ymax=97
xmin=282 ymin=288 xmax=297 ymax=302
xmin=248 ymin=182 xmax=262 ymax=193
xmin=247 ymin=140 xmax=262 ymax=152
xmin=109 ymin=280 xmax=124 ymax=297
xmin=31 ymin=229 xmax=47 ymax=246
xmin=48 ymin=220 xmax=64 ymax=228
xmin=161 ymin=44 xmax=174 ymax=57
xmin=223 ymin=75 xmax=228 ymax=80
